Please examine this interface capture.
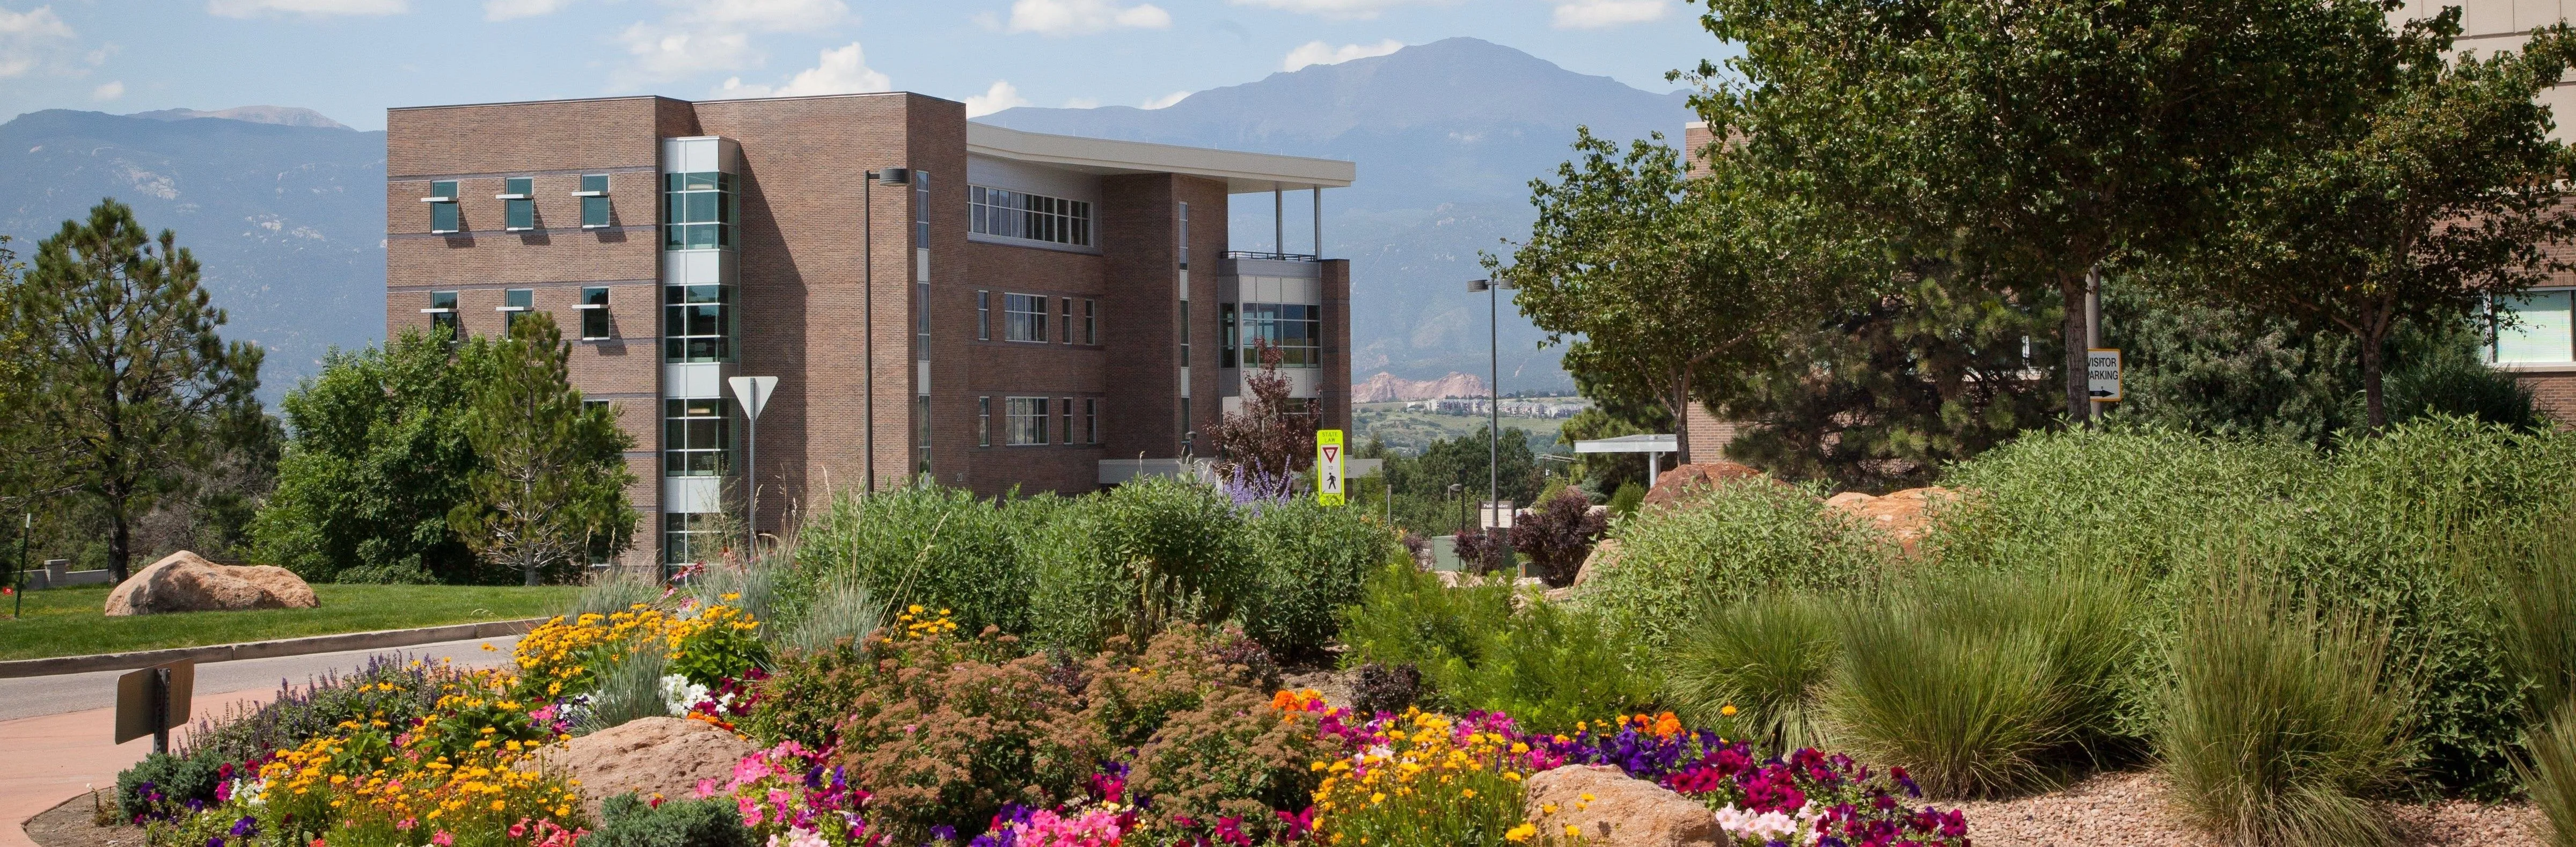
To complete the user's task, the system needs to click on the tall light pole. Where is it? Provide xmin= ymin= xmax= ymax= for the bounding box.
xmin=862 ymin=167 xmax=911 ymax=494
xmin=1468 ymin=278 xmax=1517 ymax=569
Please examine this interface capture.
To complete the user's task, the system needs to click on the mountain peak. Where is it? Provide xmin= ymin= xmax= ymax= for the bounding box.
xmin=127 ymin=105 xmax=350 ymax=130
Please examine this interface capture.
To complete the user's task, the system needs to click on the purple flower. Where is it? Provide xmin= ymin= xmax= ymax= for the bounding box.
xmin=930 ymin=823 xmax=957 ymax=842
xmin=230 ymin=816 xmax=259 ymax=837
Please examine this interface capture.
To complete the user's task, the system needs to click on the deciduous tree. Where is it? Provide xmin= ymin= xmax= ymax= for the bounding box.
xmin=18 ymin=200 xmax=262 ymax=580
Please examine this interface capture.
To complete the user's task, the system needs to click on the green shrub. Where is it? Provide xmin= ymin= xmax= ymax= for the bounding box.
xmin=1086 ymin=626 xmax=1330 ymax=844
xmin=2159 ymin=571 xmax=2411 ymax=847
xmin=587 ymin=793 xmax=753 ymax=847
xmin=115 ymin=753 xmax=218 ymax=824
xmin=1607 ymin=481 xmax=1645 ymax=520
xmin=1664 ymin=593 xmax=1841 ymax=753
xmin=1579 ymin=478 xmax=1889 ymax=653
xmin=1826 ymin=571 xmax=2139 ymax=799
xmin=835 ymin=625 xmax=1095 ymax=845
xmin=577 ymin=645 xmax=669 ymax=734
xmin=1240 ymin=499 xmax=1400 ymax=661
xmin=793 ymin=483 xmax=1031 ymax=636
xmin=1027 ymin=477 xmax=1255 ymax=652
xmin=1340 ymin=565 xmax=1653 ymax=734
xmin=2519 ymin=700 xmax=2576 ymax=847
xmin=1339 ymin=565 xmax=1513 ymax=674
xmin=740 ymin=638 xmax=874 ymax=749
xmin=2385 ymin=330 xmax=2547 ymax=432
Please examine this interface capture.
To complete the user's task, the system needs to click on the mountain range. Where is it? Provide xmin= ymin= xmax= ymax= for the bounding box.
xmin=0 ymin=38 xmax=1700 ymax=402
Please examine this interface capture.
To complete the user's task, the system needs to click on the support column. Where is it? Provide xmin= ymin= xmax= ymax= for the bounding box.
xmin=1273 ymin=182 xmax=1284 ymax=255
xmin=1312 ymin=186 xmax=1322 ymax=256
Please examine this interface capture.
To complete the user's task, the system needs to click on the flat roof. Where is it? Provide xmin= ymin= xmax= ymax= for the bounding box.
xmin=968 ymin=122 xmax=1354 ymax=194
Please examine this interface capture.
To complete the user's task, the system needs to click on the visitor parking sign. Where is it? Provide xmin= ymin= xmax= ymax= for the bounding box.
xmin=1316 ymin=429 xmax=1345 ymax=507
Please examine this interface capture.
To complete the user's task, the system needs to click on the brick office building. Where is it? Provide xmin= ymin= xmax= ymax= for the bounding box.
xmin=385 ymin=92 xmax=1356 ymax=569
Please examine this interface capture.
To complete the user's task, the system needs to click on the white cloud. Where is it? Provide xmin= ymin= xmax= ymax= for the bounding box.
xmin=1228 ymin=0 xmax=1451 ymax=20
xmin=207 ymin=0 xmax=408 ymax=17
xmin=1007 ymin=0 xmax=1170 ymax=35
xmin=0 ymin=5 xmax=74 ymax=78
xmin=612 ymin=0 xmax=854 ymax=89
xmin=1550 ymin=0 xmax=1666 ymax=28
xmin=483 ymin=0 xmax=575 ymax=20
xmin=1140 ymin=90 xmax=1188 ymax=109
xmin=713 ymin=41 xmax=889 ymax=99
xmin=90 ymin=79 xmax=121 ymax=100
xmin=963 ymin=80 xmax=1028 ymax=116
xmin=1280 ymin=39 xmax=1401 ymax=72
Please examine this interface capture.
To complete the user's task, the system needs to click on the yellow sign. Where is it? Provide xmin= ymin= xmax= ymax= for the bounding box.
xmin=1316 ymin=429 xmax=1345 ymax=507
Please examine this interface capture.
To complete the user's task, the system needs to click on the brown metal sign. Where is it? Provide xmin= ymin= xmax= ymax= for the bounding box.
xmin=113 ymin=660 xmax=194 ymax=747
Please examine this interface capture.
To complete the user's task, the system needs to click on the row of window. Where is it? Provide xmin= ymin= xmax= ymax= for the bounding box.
xmin=970 ymin=185 xmax=1092 ymax=247
xmin=979 ymin=396 xmax=1101 ymax=447
xmin=423 ymin=287 xmax=615 ymax=340
xmin=425 ymin=175 xmax=616 ymax=234
xmin=1225 ymin=302 xmax=1323 ymax=369
xmin=978 ymin=291 xmax=1099 ymax=344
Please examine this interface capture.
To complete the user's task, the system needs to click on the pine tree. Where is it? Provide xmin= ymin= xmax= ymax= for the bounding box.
xmin=448 ymin=312 xmax=637 ymax=585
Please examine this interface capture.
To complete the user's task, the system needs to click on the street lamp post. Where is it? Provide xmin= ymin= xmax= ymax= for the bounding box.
xmin=862 ymin=167 xmax=912 ymax=494
xmin=1467 ymin=278 xmax=1517 ymax=573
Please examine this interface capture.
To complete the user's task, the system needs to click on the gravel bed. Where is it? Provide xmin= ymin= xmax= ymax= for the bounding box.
xmin=1950 ymin=771 xmax=2550 ymax=847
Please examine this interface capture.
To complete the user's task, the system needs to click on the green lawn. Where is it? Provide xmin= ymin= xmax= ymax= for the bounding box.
xmin=0 ymin=584 xmax=578 ymax=661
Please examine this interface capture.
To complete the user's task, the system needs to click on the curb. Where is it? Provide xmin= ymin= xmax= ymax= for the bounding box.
xmin=0 ymin=618 xmax=550 ymax=679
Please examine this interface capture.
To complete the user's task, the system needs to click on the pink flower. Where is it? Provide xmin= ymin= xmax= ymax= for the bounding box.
xmin=431 ymin=831 xmax=455 ymax=846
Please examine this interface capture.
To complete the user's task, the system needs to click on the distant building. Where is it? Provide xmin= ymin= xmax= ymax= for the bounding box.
xmin=384 ymin=92 xmax=1355 ymax=568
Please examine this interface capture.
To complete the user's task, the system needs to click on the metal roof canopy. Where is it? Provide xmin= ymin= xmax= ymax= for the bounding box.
xmin=968 ymin=122 xmax=1356 ymax=194
xmin=1573 ymin=434 xmax=1680 ymax=480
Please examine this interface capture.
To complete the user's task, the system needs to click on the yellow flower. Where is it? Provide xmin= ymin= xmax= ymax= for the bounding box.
xmin=1722 ymin=704 xmax=1739 ymax=717
xmin=1504 ymin=823 xmax=1536 ymax=843
xmin=1565 ymin=824 xmax=1583 ymax=838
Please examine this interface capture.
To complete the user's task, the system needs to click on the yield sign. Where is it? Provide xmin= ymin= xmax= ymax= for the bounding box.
xmin=1316 ymin=429 xmax=1346 ymax=506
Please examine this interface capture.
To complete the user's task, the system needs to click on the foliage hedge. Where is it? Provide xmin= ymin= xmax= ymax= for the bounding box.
xmin=1575 ymin=478 xmax=1890 ymax=653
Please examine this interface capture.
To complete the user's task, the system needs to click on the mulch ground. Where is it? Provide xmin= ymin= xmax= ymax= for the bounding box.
xmin=21 ymin=792 xmax=144 ymax=847
xmin=1952 ymin=771 xmax=2549 ymax=847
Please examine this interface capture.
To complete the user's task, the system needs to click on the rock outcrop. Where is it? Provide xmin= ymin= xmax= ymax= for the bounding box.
xmin=103 ymin=552 xmax=320 ymax=616
xmin=1640 ymin=462 xmax=1781 ymax=509
xmin=533 ymin=717 xmax=762 ymax=819
xmin=1524 ymin=764 xmax=1721 ymax=846
xmin=1821 ymin=486 xmax=1960 ymax=554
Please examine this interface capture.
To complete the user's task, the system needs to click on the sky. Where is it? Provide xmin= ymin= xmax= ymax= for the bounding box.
xmin=0 ymin=0 xmax=1723 ymax=130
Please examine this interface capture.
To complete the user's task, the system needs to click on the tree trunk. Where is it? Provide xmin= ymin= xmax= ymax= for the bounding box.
xmin=1670 ymin=371 xmax=1694 ymax=468
xmin=2060 ymin=273 xmax=2091 ymax=425
xmin=2361 ymin=328 xmax=2388 ymax=432
xmin=107 ymin=493 xmax=131 ymax=582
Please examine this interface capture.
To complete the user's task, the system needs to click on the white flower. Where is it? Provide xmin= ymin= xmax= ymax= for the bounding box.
xmin=660 ymin=674 xmax=708 ymax=715
xmin=1713 ymin=804 xmax=1802 ymax=842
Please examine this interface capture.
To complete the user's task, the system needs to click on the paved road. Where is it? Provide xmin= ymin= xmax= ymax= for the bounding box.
xmin=0 ymin=635 xmax=526 ymax=847
xmin=0 ymin=634 xmax=524 ymax=721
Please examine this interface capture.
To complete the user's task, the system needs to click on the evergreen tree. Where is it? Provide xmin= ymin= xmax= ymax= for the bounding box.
xmin=17 ymin=200 xmax=262 ymax=580
xmin=252 ymin=331 xmax=491 ymax=583
xmin=448 ymin=312 xmax=636 ymax=585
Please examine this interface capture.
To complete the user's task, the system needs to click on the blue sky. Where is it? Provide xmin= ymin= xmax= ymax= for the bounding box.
xmin=0 ymin=0 xmax=1722 ymax=130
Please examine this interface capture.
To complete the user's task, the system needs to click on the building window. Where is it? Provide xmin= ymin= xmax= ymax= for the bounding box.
xmin=2497 ymin=289 xmax=2575 ymax=363
xmin=915 ymin=172 xmax=933 ymax=264
xmin=1059 ymin=398 xmax=1073 ymax=444
xmin=978 ymin=396 xmax=992 ymax=447
xmin=968 ymin=185 xmax=1092 ymax=246
xmin=579 ymin=173 xmax=611 ymax=228
xmin=1179 ymin=298 xmax=1191 ymax=366
xmin=426 ymin=290 xmax=459 ymax=339
xmin=578 ymin=287 xmax=611 ymax=340
xmin=917 ymin=395 xmax=933 ymax=474
xmin=1084 ymin=298 xmax=1097 ymax=345
xmin=501 ymin=288 xmax=534 ymax=333
xmin=1059 ymin=297 xmax=1073 ymax=344
xmin=1239 ymin=303 xmax=1321 ymax=368
xmin=664 ymin=513 xmax=721 ymax=564
xmin=502 ymin=177 xmax=535 ymax=230
xmin=1180 ymin=397 xmax=1192 ymax=448
xmin=1220 ymin=303 xmax=1238 ymax=368
xmin=1004 ymin=293 xmax=1049 ymax=342
xmin=663 ymin=171 xmax=735 ymax=251
xmin=664 ymin=284 xmax=735 ymax=362
xmin=1085 ymin=398 xmax=1099 ymax=444
xmin=664 ymin=397 xmax=733 ymax=477
xmin=1177 ymin=202 xmax=1190 ymax=269
xmin=427 ymin=180 xmax=459 ymax=233
xmin=1006 ymin=397 xmax=1048 ymax=446
xmin=977 ymin=290 xmax=991 ymax=340
xmin=917 ymin=282 xmax=932 ymax=360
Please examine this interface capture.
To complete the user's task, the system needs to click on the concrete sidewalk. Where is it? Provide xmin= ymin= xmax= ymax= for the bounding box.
xmin=0 ymin=636 xmax=522 ymax=847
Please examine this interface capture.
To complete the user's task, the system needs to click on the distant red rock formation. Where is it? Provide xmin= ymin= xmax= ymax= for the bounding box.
xmin=1353 ymin=371 xmax=1488 ymax=403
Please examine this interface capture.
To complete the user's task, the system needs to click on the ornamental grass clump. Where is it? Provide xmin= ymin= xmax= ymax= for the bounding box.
xmin=2159 ymin=571 xmax=2413 ymax=847
xmin=1825 ymin=569 xmax=2140 ymax=799
xmin=1579 ymin=478 xmax=1890 ymax=653
xmin=1665 ymin=593 xmax=1841 ymax=754
xmin=2519 ymin=702 xmax=2576 ymax=847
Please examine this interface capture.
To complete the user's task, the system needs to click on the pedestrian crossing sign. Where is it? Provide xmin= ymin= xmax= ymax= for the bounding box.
xmin=1317 ymin=429 xmax=1345 ymax=507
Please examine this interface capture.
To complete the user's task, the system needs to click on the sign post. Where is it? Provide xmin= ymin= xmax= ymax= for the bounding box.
xmin=1315 ymin=429 xmax=1345 ymax=507
xmin=115 ymin=660 xmax=194 ymax=754
xmin=727 ymin=376 xmax=778 ymax=564
xmin=2085 ymin=348 xmax=2123 ymax=408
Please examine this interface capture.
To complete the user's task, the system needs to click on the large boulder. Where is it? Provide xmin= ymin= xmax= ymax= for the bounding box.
xmin=1821 ymin=486 xmax=1960 ymax=556
xmin=102 ymin=552 xmax=320 ymax=616
xmin=1641 ymin=462 xmax=1783 ymax=509
xmin=533 ymin=717 xmax=763 ymax=820
xmin=1524 ymin=764 xmax=1721 ymax=846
